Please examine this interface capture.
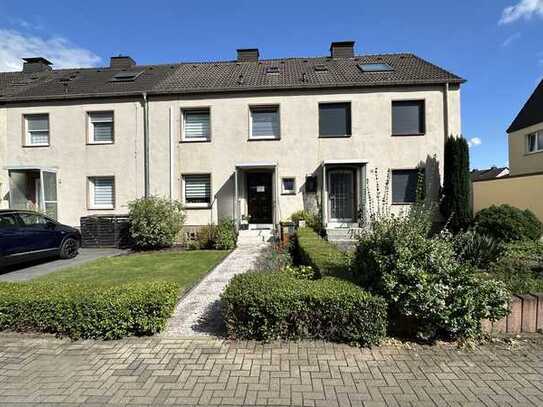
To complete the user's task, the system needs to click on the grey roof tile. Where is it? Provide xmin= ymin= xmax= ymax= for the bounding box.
xmin=0 ymin=53 xmax=464 ymax=102
xmin=508 ymin=79 xmax=543 ymax=133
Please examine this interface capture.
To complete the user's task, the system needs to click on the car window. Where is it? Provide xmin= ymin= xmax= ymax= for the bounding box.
xmin=18 ymin=213 xmax=49 ymax=227
xmin=0 ymin=214 xmax=19 ymax=229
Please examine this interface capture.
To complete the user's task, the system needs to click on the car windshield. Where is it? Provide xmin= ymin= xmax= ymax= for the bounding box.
xmin=18 ymin=213 xmax=48 ymax=226
xmin=0 ymin=214 xmax=19 ymax=228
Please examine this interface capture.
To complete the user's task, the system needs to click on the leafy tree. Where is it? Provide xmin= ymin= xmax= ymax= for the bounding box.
xmin=441 ymin=136 xmax=472 ymax=232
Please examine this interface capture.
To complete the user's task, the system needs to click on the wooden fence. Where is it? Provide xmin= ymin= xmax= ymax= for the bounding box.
xmin=483 ymin=293 xmax=543 ymax=334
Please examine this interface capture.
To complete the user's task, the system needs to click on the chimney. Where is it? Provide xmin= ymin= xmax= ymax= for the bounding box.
xmin=22 ymin=57 xmax=52 ymax=73
xmin=237 ymin=48 xmax=259 ymax=62
xmin=330 ymin=41 xmax=355 ymax=58
xmin=110 ymin=55 xmax=136 ymax=69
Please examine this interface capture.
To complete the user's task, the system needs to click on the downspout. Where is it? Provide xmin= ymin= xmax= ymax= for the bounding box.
xmin=443 ymin=82 xmax=450 ymax=139
xmin=142 ymin=92 xmax=150 ymax=197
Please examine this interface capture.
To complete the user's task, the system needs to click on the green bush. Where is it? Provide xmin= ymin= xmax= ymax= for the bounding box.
xmin=483 ymin=256 xmax=543 ymax=294
xmin=473 ymin=204 xmax=542 ymax=242
xmin=221 ymin=272 xmax=387 ymax=346
xmin=452 ymin=230 xmax=503 ymax=269
xmin=282 ymin=265 xmax=315 ymax=280
xmin=501 ymin=240 xmax=543 ymax=267
xmin=0 ymin=281 xmax=178 ymax=340
xmin=353 ymin=210 xmax=510 ymax=340
xmin=196 ymin=224 xmax=217 ymax=249
xmin=295 ymin=227 xmax=349 ymax=278
xmin=214 ymin=218 xmax=238 ymax=250
xmin=289 ymin=210 xmax=322 ymax=234
xmin=253 ymin=244 xmax=293 ymax=273
xmin=128 ymin=196 xmax=185 ymax=250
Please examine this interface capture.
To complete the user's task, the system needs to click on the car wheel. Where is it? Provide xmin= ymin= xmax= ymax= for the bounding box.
xmin=59 ymin=237 xmax=79 ymax=259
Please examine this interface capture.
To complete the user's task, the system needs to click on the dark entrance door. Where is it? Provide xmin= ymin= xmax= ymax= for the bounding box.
xmin=246 ymin=172 xmax=273 ymax=224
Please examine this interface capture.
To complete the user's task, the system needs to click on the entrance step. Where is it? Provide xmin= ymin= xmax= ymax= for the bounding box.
xmin=238 ymin=228 xmax=274 ymax=245
xmin=326 ymin=227 xmax=363 ymax=242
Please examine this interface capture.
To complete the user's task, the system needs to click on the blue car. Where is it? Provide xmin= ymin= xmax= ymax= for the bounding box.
xmin=0 ymin=210 xmax=81 ymax=267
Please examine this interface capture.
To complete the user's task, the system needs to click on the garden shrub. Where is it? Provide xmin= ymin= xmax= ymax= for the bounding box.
xmin=353 ymin=210 xmax=510 ymax=340
xmin=0 ymin=281 xmax=178 ymax=340
xmin=289 ymin=210 xmax=322 ymax=234
xmin=128 ymin=196 xmax=185 ymax=250
xmin=282 ymin=265 xmax=315 ymax=280
xmin=483 ymin=256 xmax=543 ymax=294
xmin=253 ymin=244 xmax=292 ymax=273
xmin=221 ymin=272 xmax=387 ymax=346
xmin=501 ymin=240 xmax=543 ymax=267
xmin=452 ymin=230 xmax=502 ymax=270
xmin=473 ymin=204 xmax=542 ymax=242
xmin=295 ymin=227 xmax=349 ymax=278
xmin=214 ymin=218 xmax=238 ymax=250
xmin=196 ymin=224 xmax=217 ymax=249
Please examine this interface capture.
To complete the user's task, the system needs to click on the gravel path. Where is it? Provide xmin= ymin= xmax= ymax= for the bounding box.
xmin=163 ymin=243 xmax=269 ymax=337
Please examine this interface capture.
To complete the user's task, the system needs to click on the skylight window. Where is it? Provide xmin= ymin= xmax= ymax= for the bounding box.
xmin=265 ymin=66 xmax=280 ymax=74
xmin=358 ymin=63 xmax=394 ymax=73
xmin=314 ymin=65 xmax=328 ymax=72
xmin=110 ymin=70 xmax=143 ymax=82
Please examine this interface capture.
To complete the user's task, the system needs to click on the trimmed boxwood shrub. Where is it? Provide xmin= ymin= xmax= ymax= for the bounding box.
xmin=129 ymin=196 xmax=185 ymax=250
xmin=221 ymin=272 xmax=387 ymax=346
xmin=295 ymin=227 xmax=348 ymax=278
xmin=473 ymin=204 xmax=542 ymax=242
xmin=0 ymin=281 xmax=178 ymax=340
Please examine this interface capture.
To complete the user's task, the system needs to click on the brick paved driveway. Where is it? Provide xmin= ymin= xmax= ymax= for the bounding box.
xmin=0 ymin=334 xmax=541 ymax=406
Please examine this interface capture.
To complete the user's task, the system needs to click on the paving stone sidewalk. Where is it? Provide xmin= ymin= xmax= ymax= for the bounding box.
xmin=163 ymin=243 xmax=269 ymax=336
xmin=0 ymin=334 xmax=541 ymax=406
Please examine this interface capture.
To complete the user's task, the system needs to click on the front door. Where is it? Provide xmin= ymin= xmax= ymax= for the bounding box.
xmin=328 ymin=169 xmax=355 ymax=223
xmin=246 ymin=172 xmax=273 ymax=224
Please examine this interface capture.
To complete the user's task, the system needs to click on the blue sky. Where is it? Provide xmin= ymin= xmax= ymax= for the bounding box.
xmin=0 ymin=0 xmax=542 ymax=170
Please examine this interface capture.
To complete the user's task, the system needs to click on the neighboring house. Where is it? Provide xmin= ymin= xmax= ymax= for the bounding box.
xmin=0 ymin=41 xmax=464 ymax=234
xmin=472 ymin=79 xmax=543 ymax=220
xmin=471 ymin=167 xmax=509 ymax=182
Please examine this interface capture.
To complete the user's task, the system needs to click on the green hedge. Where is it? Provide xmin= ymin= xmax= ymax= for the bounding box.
xmin=296 ymin=227 xmax=347 ymax=278
xmin=221 ymin=272 xmax=387 ymax=346
xmin=0 ymin=281 xmax=178 ymax=340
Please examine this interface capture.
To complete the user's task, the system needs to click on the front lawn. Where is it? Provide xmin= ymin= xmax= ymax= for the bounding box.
xmin=39 ymin=250 xmax=230 ymax=290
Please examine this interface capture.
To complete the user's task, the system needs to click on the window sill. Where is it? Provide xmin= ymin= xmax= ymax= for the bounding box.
xmin=23 ymin=144 xmax=50 ymax=148
xmin=184 ymin=203 xmax=212 ymax=209
xmin=88 ymin=207 xmax=115 ymax=210
xmin=281 ymin=191 xmax=296 ymax=195
xmin=87 ymin=141 xmax=114 ymax=145
xmin=525 ymin=150 xmax=543 ymax=156
xmin=248 ymin=137 xmax=280 ymax=141
xmin=391 ymin=133 xmax=426 ymax=137
xmin=391 ymin=202 xmax=415 ymax=206
xmin=180 ymin=139 xmax=211 ymax=143
xmin=318 ymin=135 xmax=351 ymax=139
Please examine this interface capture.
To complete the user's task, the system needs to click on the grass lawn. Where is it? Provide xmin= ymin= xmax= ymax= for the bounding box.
xmin=39 ymin=250 xmax=230 ymax=290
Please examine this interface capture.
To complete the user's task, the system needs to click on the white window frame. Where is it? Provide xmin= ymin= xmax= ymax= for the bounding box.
xmin=281 ymin=177 xmax=296 ymax=195
xmin=88 ymin=176 xmax=115 ymax=210
xmin=182 ymin=174 xmax=212 ymax=208
xmin=88 ymin=111 xmax=114 ymax=144
xmin=181 ymin=108 xmax=211 ymax=142
xmin=24 ymin=114 xmax=50 ymax=146
xmin=526 ymin=131 xmax=543 ymax=154
xmin=249 ymin=105 xmax=281 ymax=140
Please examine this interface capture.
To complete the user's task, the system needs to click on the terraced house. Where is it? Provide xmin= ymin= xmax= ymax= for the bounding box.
xmin=0 ymin=41 xmax=464 ymax=235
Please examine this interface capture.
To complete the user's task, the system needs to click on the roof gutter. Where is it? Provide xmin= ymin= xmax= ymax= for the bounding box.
xmin=142 ymin=92 xmax=150 ymax=198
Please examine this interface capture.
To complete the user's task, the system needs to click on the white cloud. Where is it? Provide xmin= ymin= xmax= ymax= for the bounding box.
xmin=0 ymin=29 xmax=100 ymax=72
xmin=468 ymin=137 xmax=482 ymax=148
xmin=502 ymin=32 xmax=521 ymax=46
xmin=499 ymin=0 xmax=543 ymax=24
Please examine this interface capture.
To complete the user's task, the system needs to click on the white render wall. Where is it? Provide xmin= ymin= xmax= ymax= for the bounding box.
xmin=1 ymin=99 xmax=144 ymax=225
xmin=149 ymin=85 xmax=461 ymax=226
xmin=0 ymin=85 xmax=461 ymax=227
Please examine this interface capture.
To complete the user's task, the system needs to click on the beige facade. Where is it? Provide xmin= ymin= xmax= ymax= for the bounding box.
xmin=473 ymin=173 xmax=543 ymax=221
xmin=149 ymin=86 xmax=461 ymax=227
xmin=1 ymin=99 xmax=144 ymax=225
xmin=0 ymin=85 xmax=461 ymax=228
xmin=508 ymin=122 xmax=543 ymax=176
